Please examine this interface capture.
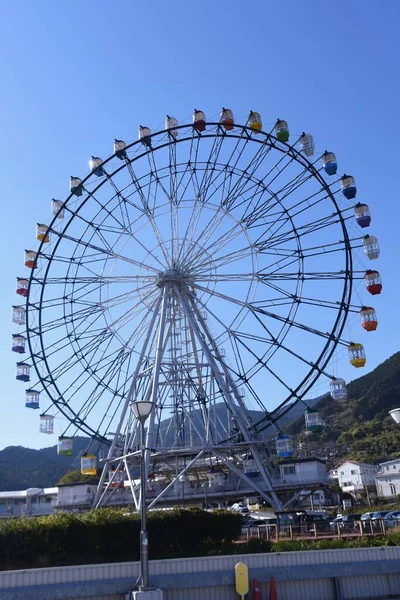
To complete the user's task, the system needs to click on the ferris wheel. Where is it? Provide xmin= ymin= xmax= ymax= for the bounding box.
xmin=12 ymin=108 xmax=382 ymax=510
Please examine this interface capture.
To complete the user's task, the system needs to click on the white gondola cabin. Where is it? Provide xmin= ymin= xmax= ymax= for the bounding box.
xmin=12 ymin=334 xmax=26 ymax=353
xmin=276 ymin=434 xmax=293 ymax=458
xmin=90 ymin=157 xmax=104 ymax=177
xmin=220 ymin=108 xmax=234 ymax=131
xmin=25 ymin=250 xmax=38 ymax=269
xmin=81 ymin=453 xmax=97 ymax=475
xmin=16 ymin=362 xmax=30 ymax=382
xmin=248 ymin=111 xmax=262 ymax=133
xmin=36 ymin=224 xmax=50 ymax=243
xmin=39 ymin=414 xmax=54 ymax=434
xmin=244 ymin=453 xmax=259 ymax=478
xmin=300 ymin=133 xmax=315 ymax=156
xmin=16 ymin=278 xmax=29 ymax=297
xmin=363 ymin=235 xmax=380 ymax=260
xmin=114 ymin=139 xmax=127 ymax=159
xmin=165 ymin=116 xmax=178 ymax=138
xmin=305 ymin=408 xmax=323 ymax=432
xmin=26 ymin=389 xmax=40 ymax=409
xmin=207 ymin=466 xmax=225 ymax=487
xmin=330 ymin=378 xmax=347 ymax=402
xmin=12 ymin=306 xmax=25 ymax=325
xmin=139 ymin=126 xmax=152 ymax=148
xmin=70 ymin=176 xmax=83 ymax=197
xmin=58 ymin=436 xmax=73 ymax=456
xmin=51 ymin=199 xmax=65 ymax=219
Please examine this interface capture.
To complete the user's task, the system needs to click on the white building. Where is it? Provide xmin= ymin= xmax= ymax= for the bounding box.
xmin=0 ymin=487 xmax=57 ymax=518
xmin=376 ymin=459 xmax=400 ymax=498
xmin=337 ymin=461 xmax=378 ymax=495
xmin=56 ymin=482 xmax=98 ymax=509
xmin=277 ymin=458 xmax=328 ymax=486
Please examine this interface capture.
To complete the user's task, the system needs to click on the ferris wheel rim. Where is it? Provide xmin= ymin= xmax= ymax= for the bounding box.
xmin=25 ymin=119 xmax=354 ymax=443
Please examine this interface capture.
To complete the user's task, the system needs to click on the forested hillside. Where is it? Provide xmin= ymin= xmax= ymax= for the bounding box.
xmin=286 ymin=352 xmax=400 ymax=464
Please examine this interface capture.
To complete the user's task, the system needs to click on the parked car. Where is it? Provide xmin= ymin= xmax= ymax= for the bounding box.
xmin=383 ymin=511 xmax=400 ymax=528
xmin=360 ymin=512 xmax=375 ymax=521
xmin=329 ymin=514 xmax=362 ymax=532
xmin=241 ymin=519 xmax=266 ymax=535
xmin=230 ymin=503 xmax=249 ymax=514
xmin=371 ymin=510 xmax=391 ymax=520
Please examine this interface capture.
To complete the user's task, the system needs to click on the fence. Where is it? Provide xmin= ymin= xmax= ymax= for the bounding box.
xmin=0 ymin=545 xmax=400 ymax=600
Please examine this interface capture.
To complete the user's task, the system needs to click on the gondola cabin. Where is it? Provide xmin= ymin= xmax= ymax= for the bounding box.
xmin=305 ymin=408 xmax=323 ymax=432
xmin=330 ymin=378 xmax=347 ymax=402
xmin=81 ymin=453 xmax=97 ymax=475
xmin=341 ymin=175 xmax=357 ymax=199
xmin=193 ymin=110 xmax=206 ymax=132
xmin=354 ymin=203 xmax=371 ymax=228
xmin=12 ymin=306 xmax=25 ymax=325
xmin=51 ymin=199 xmax=65 ymax=219
xmin=36 ymin=224 xmax=50 ymax=243
xmin=39 ymin=414 xmax=54 ymax=434
xmin=365 ymin=270 xmax=382 ymax=295
xmin=25 ymin=250 xmax=38 ymax=269
xmin=165 ymin=115 xmax=178 ymax=138
xmin=114 ymin=139 xmax=127 ymax=159
xmin=58 ymin=436 xmax=73 ymax=456
xmin=300 ymin=133 xmax=315 ymax=156
xmin=360 ymin=306 xmax=378 ymax=331
xmin=244 ymin=453 xmax=259 ymax=478
xmin=248 ymin=111 xmax=262 ymax=133
xmin=90 ymin=156 xmax=104 ymax=176
xmin=389 ymin=409 xmax=400 ymax=425
xmin=70 ymin=176 xmax=83 ymax=197
xmin=322 ymin=151 xmax=337 ymax=175
xmin=363 ymin=235 xmax=380 ymax=260
xmin=16 ymin=278 xmax=29 ymax=297
xmin=348 ymin=343 xmax=366 ymax=368
xmin=26 ymin=389 xmax=40 ymax=409
xmin=276 ymin=434 xmax=293 ymax=458
xmin=12 ymin=334 xmax=26 ymax=353
xmin=109 ymin=468 xmax=125 ymax=488
xmin=207 ymin=466 xmax=225 ymax=487
xmin=16 ymin=362 xmax=30 ymax=382
xmin=275 ymin=119 xmax=289 ymax=142
xmin=138 ymin=126 xmax=152 ymax=148
xmin=220 ymin=108 xmax=234 ymax=131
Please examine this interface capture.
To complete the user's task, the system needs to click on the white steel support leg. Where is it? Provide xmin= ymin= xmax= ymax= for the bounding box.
xmin=93 ymin=291 xmax=164 ymax=507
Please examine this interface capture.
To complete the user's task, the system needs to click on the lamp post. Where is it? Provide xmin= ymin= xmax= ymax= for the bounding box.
xmin=130 ymin=400 xmax=156 ymax=591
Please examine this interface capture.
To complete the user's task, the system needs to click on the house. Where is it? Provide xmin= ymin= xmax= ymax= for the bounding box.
xmin=277 ymin=458 xmax=328 ymax=486
xmin=375 ymin=459 xmax=400 ymax=498
xmin=336 ymin=461 xmax=378 ymax=496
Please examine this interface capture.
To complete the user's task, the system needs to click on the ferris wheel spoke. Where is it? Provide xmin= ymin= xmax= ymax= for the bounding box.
xmin=55 ymin=231 xmax=161 ymax=273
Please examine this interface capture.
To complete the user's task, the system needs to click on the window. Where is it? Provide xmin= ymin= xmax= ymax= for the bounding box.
xmin=283 ymin=466 xmax=296 ymax=475
xmin=351 ymin=470 xmax=356 ymax=475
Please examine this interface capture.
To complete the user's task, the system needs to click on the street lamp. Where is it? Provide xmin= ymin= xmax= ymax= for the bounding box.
xmin=130 ymin=400 xmax=156 ymax=592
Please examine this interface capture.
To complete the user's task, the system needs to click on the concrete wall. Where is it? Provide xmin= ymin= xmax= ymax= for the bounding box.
xmin=1 ymin=546 xmax=400 ymax=600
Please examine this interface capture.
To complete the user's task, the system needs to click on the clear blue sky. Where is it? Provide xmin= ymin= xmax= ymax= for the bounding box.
xmin=0 ymin=0 xmax=398 ymax=450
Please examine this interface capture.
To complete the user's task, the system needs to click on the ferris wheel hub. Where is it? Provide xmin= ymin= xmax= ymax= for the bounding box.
xmin=156 ymin=268 xmax=194 ymax=289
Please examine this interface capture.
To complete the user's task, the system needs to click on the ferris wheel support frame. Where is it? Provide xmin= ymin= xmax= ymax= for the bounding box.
xmin=94 ymin=273 xmax=283 ymax=510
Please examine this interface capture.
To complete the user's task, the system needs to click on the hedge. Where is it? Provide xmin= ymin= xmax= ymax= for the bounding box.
xmin=0 ymin=508 xmax=242 ymax=570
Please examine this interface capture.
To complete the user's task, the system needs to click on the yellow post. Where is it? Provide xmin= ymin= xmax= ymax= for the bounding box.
xmin=235 ymin=562 xmax=249 ymax=599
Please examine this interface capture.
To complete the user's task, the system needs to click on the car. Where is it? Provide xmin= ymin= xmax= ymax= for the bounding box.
xmin=230 ymin=503 xmax=249 ymax=514
xmin=383 ymin=511 xmax=400 ymax=528
xmin=329 ymin=514 xmax=362 ymax=532
xmin=371 ymin=510 xmax=392 ymax=520
xmin=241 ymin=519 xmax=267 ymax=535
xmin=360 ymin=512 xmax=375 ymax=521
